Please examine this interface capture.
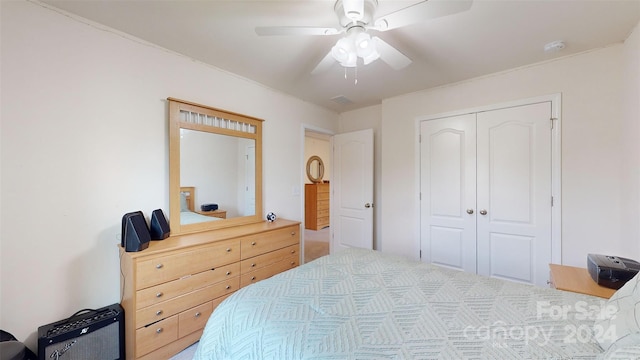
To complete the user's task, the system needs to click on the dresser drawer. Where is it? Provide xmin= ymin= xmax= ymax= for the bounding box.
xmin=240 ymin=254 xmax=299 ymax=287
xmin=136 ymin=262 xmax=239 ymax=309
xmin=240 ymin=226 xmax=299 ymax=259
xmin=240 ymin=244 xmax=298 ymax=274
xmin=317 ymin=191 xmax=330 ymax=201
xmin=317 ymin=183 xmax=330 ymax=193
xmin=136 ymin=315 xmax=179 ymax=357
xmin=317 ymin=200 xmax=329 ymax=210
xmin=317 ymin=217 xmax=329 ymax=227
xmin=178 ymin=302 xmax=213 ymax=338
xmin=136 ymin=277 xmax=238 ymax=328
xmin=317 ymin=209 xmax=330 ymax=218
xmin=136 ymin=239 xmax=240 ymax=290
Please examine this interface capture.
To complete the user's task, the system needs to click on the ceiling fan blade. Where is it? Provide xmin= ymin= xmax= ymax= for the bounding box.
xmin=311 ymin=51 xmax=336 ymax=75
xmin=374 ymin=37 xmax=411 ymax=70
xmin=372 ymin=0 xmax=472 ymax=32
xmin=255 ymin=26 xmax=341 ymax=36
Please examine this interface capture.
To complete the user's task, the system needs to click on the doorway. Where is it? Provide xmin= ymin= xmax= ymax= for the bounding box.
xmin=303 ymin=129 xmax=332 ymax=263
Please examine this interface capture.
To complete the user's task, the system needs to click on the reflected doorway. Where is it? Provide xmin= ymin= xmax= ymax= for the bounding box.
xmin=303 ymin=130 xmax=332 ymax=262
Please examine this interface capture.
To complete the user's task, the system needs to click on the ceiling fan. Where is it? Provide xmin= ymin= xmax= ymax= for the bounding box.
xmin=255 ymin=0 xmax=473 ymax=74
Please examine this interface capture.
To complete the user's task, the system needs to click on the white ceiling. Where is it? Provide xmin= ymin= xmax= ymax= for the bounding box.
xmin=41 ymin=0 xmax=639 ymax=113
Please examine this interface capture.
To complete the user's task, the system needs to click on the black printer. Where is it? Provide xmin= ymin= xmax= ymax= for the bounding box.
xmin=587 ymin=254 xmax=640 ymax=289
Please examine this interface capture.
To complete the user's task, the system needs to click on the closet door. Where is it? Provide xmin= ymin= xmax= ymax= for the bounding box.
xmin=476 ymin=102 xmax=552 ymax=286
xmin=420 ymin=114 xmax=477 ymax=272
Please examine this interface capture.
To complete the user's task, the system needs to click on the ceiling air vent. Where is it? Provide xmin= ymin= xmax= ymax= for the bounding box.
xmin=330 ymin=95 xmax=353 ymax=105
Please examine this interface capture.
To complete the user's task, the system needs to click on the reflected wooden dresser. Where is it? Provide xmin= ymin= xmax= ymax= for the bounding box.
xmin=305 ymin=183 xmax=330 ymax=230
xmin=119 ymin=219 xmax=300 ymax=359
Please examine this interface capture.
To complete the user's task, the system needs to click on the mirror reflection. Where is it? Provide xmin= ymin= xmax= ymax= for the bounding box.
xmin=168 ymin=97 xmax=263 ymax=235
xmin=179 ymin=129 xmax=256 ymax=226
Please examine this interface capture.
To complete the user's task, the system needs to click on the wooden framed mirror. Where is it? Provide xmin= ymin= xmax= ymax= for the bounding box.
xmin=168 ymin=98 xmax=263 ymax=235
xmin=306 ymin=155 xmax=325 ymax=183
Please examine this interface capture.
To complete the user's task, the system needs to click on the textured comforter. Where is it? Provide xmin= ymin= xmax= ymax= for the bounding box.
xmin=194 ymin=248 xmax=627 ymax=359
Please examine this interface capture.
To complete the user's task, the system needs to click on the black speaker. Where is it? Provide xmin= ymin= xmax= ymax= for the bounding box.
xmin=121 ymin=211 xmax=150 ymax=252
xmin=37 ymin=303 xmax=124 ymax=360
xmin=149 ymin=208 xmax=170 ymax=240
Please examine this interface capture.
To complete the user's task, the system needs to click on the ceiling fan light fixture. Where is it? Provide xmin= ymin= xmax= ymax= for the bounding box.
xmin=355 ymin=32 xmax=379 ymax=64
xmin=342 ymin=0 xmax=364 ymax=22
xmin=332 ymin=37 xmax=355 ymax=63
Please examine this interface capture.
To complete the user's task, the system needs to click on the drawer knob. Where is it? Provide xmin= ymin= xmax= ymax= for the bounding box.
xmin=226 ymin=285 xmax=231 ymax=290
xmin=156 ymin=310 xmax=163 ymax=316
xmin=226 ymin=271 xmax=231 ymax=275
xmin=291 ymin=250 xmax=296 ymax=254
xmin=251 ymin=263 xmax=256 ymax=267
xmin=226 ymin=248 xmax=232 ymax=252
xmin=156 ymin=292 xmax=163 ymax=298
xmin=251 ymin=241 xmax=256 ymax=246
xmin=195 ymin=312 xmax=201 ymax=318
xmin=251 ymin=276 xmax=256 ymax=281
xmin=290 ymin=232 xmax=296 ymax=236
xmin=156 ymin=328 xmax=163 ymax=334
xmin=291 ymin=261 xmax=295 ymax=266
xmin=155 ymin=264 xmax=163 ymax=269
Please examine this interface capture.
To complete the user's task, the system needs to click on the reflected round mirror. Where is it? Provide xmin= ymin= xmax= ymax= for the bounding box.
xmin=306 ymin=155 xmax=324 ymax=183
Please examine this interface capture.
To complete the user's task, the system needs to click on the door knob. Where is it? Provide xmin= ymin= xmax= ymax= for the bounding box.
xmin=466 ymin=209 xmax=474 ymax=214
xmin=479 ymin=209 xmax=488 ymax=215
xmin=365 ymin=203 xmax=371 ymax=208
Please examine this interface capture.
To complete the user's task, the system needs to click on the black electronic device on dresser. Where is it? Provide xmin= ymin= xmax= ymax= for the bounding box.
xmin=201 ymin=203 xmax=218 ymax=211
xmin=37 ymin=303 xmax=124 ymax=360
xmin=587 ymin=253 xmax=640 ymax=289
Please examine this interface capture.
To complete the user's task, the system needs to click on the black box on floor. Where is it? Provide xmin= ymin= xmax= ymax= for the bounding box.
xmin=37 ymin=303 xmax=124 ymax=360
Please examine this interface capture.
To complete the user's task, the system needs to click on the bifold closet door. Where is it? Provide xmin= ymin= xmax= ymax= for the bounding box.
xmin=420 ymin=114 xmax=477 ymax=273
xmin=420 ymin=102 xmax=553 ymax=286
xmin=476 ymin=102 xmax=552 ymax=286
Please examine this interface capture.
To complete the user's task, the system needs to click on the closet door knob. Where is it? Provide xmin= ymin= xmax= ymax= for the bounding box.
xmin=466 ymin=209 xmax=474 ymax=214
xmin=479 ymin=209 xmax=488 ymax=215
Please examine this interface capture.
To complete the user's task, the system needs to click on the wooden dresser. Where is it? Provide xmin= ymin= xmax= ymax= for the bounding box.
xmin=119 ymin=219 xmax=300 ymax=359
xmin=305 ymin=183 xmax=330 ymax=230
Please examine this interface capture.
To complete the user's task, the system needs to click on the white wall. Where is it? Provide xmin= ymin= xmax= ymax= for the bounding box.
xmin=373 ymin=43 xmax=637 ymax=266
xmin=620 ymin=23 xmax=640 ymax=259
xmin=0 ymin=0 xmax=338 ymax=349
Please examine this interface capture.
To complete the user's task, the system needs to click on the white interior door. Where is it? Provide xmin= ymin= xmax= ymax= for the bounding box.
xmin=332 ymin=129 xmax=374 ymax=252
xmin=245 ymin=145 xmax=255 ymax=216
xmin=476 ymin=102 xmax=552 ymax=286
xmin=420 ymin=114 xmax=477 ymax=272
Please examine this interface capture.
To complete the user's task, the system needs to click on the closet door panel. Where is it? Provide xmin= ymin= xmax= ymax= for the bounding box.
xmin=420 ymin=114 xmax=477 ymax=272
xmin=476 ymin=102 xmax=552 ymax=286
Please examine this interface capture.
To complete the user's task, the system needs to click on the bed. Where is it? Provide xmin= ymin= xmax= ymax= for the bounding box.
xmin=180 ymin=186 xmax=221 ymax=224
xmin=194 ymin=248 xmax=640 ymax=359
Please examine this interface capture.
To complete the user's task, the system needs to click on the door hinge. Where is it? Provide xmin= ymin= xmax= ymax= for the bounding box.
xmin=418 ymin=134 xmax=422 ymax=143
xmin=420 ymin=250 xmax=422 ymax=259
xmin=551 ymin=196 xmax=554 ymax=207
xmin=550 ymin=117 xmax=557 ymax=129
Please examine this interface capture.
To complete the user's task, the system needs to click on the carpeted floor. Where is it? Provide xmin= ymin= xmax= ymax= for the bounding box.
xmin=304 ymin=227 xmax=330 ymax=263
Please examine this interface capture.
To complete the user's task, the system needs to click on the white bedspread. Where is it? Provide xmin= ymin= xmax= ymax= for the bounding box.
xmin=194 ymin=248 xmax=634 ymax=359
xmin=180 ymin=210 xmax=221 ymax=225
